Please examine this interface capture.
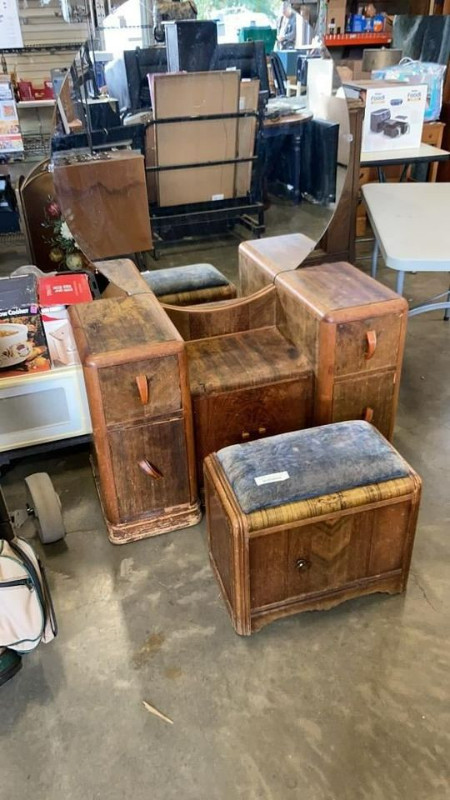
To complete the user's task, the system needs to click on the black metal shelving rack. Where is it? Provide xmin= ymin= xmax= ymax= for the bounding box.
xmin=147 ymin=109 xmax=265 ymax=258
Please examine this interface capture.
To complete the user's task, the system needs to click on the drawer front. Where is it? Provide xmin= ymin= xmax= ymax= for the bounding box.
xmin=193 ymin=377 xmax=313 ymax=478
xmin=334 ymin=313 xmax=403 ymax=377
xmin=332 ymin=371 xmax=395 ymax=439
xmin=108 ymin=418 xmax=190 ymax=521
xmin=249 ymin=502 xmax=410 ymax=610
xmin=99 ymin=355 xmax=181 ymax=426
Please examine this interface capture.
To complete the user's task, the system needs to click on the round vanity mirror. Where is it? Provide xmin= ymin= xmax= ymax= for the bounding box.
xmin=45 ymin=5 xmax=352 ymax=283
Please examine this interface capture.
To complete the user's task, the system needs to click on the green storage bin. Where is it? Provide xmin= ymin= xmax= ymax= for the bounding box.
xmin=238 ymin=26 xmax=277 ymax=55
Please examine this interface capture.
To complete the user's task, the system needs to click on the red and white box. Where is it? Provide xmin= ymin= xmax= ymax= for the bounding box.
xmin=38 ymin=273 xmax=92 ymax=307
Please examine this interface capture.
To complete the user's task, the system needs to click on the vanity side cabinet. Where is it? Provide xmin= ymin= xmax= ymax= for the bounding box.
xmin=275 ymin=262 xmax=408 ymax=440
xmin=70 ymin=292 xmax=200 ymax=544
xmin=238 ymin=233 xmax=316 ymax=296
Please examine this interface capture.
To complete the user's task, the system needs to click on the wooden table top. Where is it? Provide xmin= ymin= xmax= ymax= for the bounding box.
xmin=263 ymin=109 xmax=313 ymax=129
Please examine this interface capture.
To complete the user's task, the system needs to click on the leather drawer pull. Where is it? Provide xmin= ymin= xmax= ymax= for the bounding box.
xmin=363 ymin=407 xmax=374 ymax=423
xmin=296 ymin=558 xmax=311 ymax=571
xmin=138 ymin=459 xmax=163 ymax=480
xmin=365 ymin=330 xmax=377 ymax=360
xmin=135 ymin=375 xmax=149 ymax=405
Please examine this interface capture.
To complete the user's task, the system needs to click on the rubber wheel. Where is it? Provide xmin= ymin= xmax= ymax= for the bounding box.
xmin=0 ymin=648 xmax=22 ymax=687
xmin=24 ymin=472 xmax=65 ymax=544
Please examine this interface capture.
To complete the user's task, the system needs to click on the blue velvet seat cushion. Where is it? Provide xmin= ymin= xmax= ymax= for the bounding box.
xmin=142 ymin=264 xmax=230 ymax=296
xmin=216 ymin=421 xmax=409 ymax=515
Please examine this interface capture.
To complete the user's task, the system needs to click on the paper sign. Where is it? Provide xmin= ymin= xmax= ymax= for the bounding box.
xmin=0 ymin=0 xmax=24 ymax=49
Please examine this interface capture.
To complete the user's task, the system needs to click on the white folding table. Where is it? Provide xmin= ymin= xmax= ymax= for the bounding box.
xmin=362 ymin=182 xmax=450 ymax=318
xmin=360 ymin=143 xmax=450 ymax=182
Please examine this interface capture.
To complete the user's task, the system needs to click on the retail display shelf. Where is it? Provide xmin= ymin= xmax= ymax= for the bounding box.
xmin=324 ymin=33 xmax=392 ymax=47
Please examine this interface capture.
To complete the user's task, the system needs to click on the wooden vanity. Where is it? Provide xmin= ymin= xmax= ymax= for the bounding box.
xmin=70 ymin=252 xmax=407 ymax=543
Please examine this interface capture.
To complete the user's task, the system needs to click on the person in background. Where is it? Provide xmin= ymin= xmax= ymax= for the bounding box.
xmin=276 ymin=1 xmax=297 ymax=50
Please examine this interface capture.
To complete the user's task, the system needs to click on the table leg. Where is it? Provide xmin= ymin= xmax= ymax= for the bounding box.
xmin=396 ymin=271 xmax=405 ymax=295
xmin=444 ymin=287 xmax=450 ymax=322
xmin=399 ymin=164 xmax=409 ymax=182
xmin=293 ymin=131 xmax=302 ymax=204
xmin=377 ymin=166 xmax=386 ymax=183
xmin=371 ymin=239 xmax=379 ymax=279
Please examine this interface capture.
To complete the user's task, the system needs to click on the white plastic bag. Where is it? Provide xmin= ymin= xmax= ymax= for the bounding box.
xmin=0 ymin=537 xmax=57 ymax=654
xmin=372 ymin=58 xmax=447 ymax=121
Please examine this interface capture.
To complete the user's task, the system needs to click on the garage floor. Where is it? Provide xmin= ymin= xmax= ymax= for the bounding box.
xmin=0 ymin=243 xmax=449 ymax=800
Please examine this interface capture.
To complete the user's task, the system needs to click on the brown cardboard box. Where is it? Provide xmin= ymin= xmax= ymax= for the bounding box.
xmin=151 ymin=71 xmax=240 ymax=119
xmin=326 ymin=0 xmax=346 ymax=33
xmin=343 ymin=79 xmax=406 ymax=102
xmin=152 ymin=72 xmax=240 ymax=207
xmin=236 ymin=79 xmax=259 ymax=197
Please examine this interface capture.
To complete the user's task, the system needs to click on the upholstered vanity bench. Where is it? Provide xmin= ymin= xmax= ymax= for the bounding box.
xmin=204 ymin=421 xmax=421 ymax=635
xmin=142 ymin=264 xmax=237 ymax=305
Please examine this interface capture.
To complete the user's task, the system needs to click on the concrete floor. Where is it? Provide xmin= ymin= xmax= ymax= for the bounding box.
xmin=0 ymin=240 xmax=449 ymax=799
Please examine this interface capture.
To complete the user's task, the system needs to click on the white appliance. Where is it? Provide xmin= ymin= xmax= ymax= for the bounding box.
xmin=0 ymin=365 xmax=91 ymax=452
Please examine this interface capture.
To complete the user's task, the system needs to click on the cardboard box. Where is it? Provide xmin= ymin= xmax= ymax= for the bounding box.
xmin=236 ymin=79 xmax=259 ymax=197
xmin=0 ymin=275 xmax=37 ymax=311
xmin=38 ymin=273 xmax=92 ymax=306
xmin=343 ymin=79 xmax=407 ymax=101
xmin=360 ymin=84 xmax=427 ymax=152
xmin=151 ymin=72 xmax=240 ymax=207
xmin=326 ymin=0 xmax=346 ymax=33
xmin=41 ymin=306 xmax=80 ymax=367
xmin=0 ymin=304 xmax=50 ymax=379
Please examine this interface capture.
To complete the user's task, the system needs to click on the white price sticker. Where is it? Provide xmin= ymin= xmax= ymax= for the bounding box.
xmin=255 ymin=471 xmax=290 ymax=486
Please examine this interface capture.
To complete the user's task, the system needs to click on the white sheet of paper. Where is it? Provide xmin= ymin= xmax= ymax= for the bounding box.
xmin=0 ymin=0 xmax=24 ymax=49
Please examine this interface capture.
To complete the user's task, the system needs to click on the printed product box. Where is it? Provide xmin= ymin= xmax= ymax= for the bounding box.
xmin=38 ymin=273 xmax=93 ymax=306
xmin=0 ymin=303 xmax=50 ymax=378
xmin=361 ymin=83 xmax=427 ymax=152
xmin=41 ymin=306 xmax=80 ymax=368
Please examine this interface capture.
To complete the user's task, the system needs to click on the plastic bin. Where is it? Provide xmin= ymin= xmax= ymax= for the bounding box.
xmin=238 ymin=26 xmax=276 ymax=55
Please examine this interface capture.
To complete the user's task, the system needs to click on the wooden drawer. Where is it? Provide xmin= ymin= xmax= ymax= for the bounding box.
xmin=193 ymin=377 xmax=313 ymax=480
xmin=332 ymin=371 xmax=395 ymax=439
xmin=99 ymin=355 xmax=181 ymax=426
xmin=108 ymin=418 xmax=190 ymax=521
xmin=249 ymin=502 xmax=410 ymax=611
xmin=334 ymin=313 xmax=403 ymax=377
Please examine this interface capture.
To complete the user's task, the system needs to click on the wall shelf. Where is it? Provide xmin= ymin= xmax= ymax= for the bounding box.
xmin=324 ymin=33 xmax=392 ymax=47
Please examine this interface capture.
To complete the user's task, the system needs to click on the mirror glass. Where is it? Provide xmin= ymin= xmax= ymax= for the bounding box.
xmin=46 ymin=4 xmax=351 ymax=272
